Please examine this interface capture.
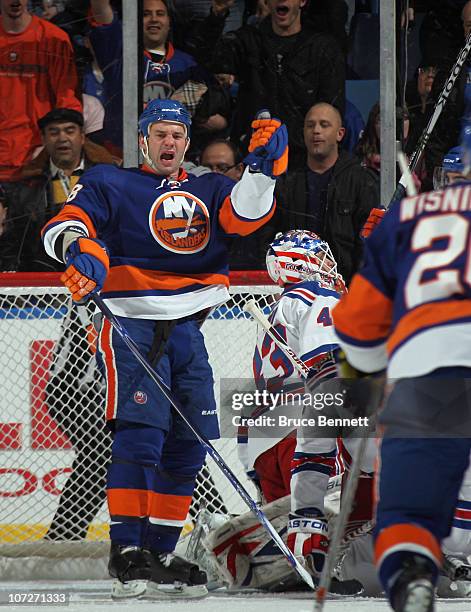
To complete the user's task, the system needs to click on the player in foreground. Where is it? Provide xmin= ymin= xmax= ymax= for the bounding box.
xmin=204 ymin=230 xmax=376 ymax=594
xmin=332 ymin=130 xmax=471 ymax=611
xmin=41 ymin=99 xmax=288 ymax=599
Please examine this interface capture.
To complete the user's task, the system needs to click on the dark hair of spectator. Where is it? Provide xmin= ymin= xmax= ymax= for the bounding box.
xmin=200 ymin=139 xmax=243 ymax=165
xmin=38 ymin=109 xmax=85 ymax=132
xmin=355 ymin=102 xmax=380 ymax=160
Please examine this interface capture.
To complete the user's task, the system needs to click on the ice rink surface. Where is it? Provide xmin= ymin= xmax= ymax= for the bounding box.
xmin=2 ymin=582 xmax=471 ymax=612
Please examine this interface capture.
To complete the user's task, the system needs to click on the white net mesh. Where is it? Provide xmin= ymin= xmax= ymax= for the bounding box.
xmin=0 ymin=272 xmax=279 ymax=569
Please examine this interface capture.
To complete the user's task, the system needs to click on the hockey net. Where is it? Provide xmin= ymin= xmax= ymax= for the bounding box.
xmin=0 ymin=271 xmax=279 ymax=576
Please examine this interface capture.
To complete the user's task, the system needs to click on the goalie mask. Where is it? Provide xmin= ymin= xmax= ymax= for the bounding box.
xmin=266 ymin=230 xmax=345 ymax=292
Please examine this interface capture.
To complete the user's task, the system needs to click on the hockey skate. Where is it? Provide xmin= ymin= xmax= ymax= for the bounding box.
xmin=108 ymin=544 xmax=152 ymax=599
xmin=391 ymin=556 xmax=435 ymax=612
xmin=144 ymin=551 xmax=208 ymax=599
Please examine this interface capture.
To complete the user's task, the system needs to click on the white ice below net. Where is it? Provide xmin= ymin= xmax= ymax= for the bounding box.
xmin=0 ymin=584 xmax=471 ymax=612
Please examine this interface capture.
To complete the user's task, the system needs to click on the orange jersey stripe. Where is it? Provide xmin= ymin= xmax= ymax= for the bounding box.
xmin=99 ymin=319 xmax=118 ymax=421
xmin=218 ymin=195 xmax=275 ymax=236
xmin=103 ymin=266 xmax=229 ymax=293
xmin=375 ymin=523 xmax=442 ymax=567
xmin=387 ymin=300 xmax=471 ymax=355
xmin=333 ymin=275 xmax=393 ymax=342
xmin=149 ymin=492 xmax=192 ymax=521
xmin=41 ymin=204 xmax=97 ymax=238
xmin=107 ymin=488 xmax=148 ymax=517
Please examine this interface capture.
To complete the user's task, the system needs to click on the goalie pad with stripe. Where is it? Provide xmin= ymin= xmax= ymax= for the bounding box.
xmin=202 ymin=476 xmax=343 ymax=589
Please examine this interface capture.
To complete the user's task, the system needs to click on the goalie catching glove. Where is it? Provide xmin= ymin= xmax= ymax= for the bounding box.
xmin=244 ymin=111 xmax=288 ymax=178
xmin=61 ymin=237 xmax=109 ymax=302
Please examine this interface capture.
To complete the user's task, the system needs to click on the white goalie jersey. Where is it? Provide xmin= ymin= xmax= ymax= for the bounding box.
xmin=238 ymin=279 xmax=341 ymax=473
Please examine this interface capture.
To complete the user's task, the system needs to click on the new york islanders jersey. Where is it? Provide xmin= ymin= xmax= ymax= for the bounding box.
xmin=333 ymin=182 xmax=471 ymax=378
xmin=42 ymin=165 xmax=275 ymax=319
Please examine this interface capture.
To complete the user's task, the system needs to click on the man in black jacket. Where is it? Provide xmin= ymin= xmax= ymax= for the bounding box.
xmin=212 ymin=0 xmax=345 ymax=168
xmin=267 ymin=103 xmax=379 ymax=284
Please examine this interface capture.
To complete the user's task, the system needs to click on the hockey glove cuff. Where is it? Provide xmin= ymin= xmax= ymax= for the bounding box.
xmin=244 ymin=116 xmax=288 ymax=178
xmin=61 ymin=237 xmax=109 ymax=303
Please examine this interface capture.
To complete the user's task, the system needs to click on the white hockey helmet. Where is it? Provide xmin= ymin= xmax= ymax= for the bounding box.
xmin=266 ymin=229 xmax=345 ymax=291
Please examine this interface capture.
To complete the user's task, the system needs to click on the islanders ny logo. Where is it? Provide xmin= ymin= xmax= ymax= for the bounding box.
xmin=149 ymin=191 xmax=210 ymax=254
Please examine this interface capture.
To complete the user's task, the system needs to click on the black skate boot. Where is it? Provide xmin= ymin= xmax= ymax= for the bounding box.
xmin=108 ymin=543 xmax=152 ymax=599
xmin=145 ymin=550 xmax=208 ymax=599
xmin=391 ymin=556 xmax=435 ymax=612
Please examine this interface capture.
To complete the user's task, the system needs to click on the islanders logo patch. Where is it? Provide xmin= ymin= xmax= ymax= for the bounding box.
xmin=134 ymin=391 xmax=148 ymax=405
xmin=149 ymin=191 xmax=210 ymax=254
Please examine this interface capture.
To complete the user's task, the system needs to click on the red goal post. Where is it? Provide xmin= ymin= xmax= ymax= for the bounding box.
xmin=0 ymin=271 xmax=279 ymax=569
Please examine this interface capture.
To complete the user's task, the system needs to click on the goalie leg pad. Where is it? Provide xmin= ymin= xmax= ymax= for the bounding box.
xmin=204 ymin=495 xmax=296 ymax=589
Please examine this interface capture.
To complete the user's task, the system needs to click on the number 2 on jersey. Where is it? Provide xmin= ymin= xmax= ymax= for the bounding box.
xmin=405 ymin=213 xmax=471 ymax=308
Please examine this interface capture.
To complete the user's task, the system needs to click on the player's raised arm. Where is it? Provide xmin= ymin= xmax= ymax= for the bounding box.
xmin=218 ymin=111 xmax=288 ymax=236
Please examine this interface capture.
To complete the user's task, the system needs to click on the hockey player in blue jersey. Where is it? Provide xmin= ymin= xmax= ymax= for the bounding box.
xmin=41 ymin=99 xmax=288 ymax=599
xmin=332 ymin=129 xmax=471 ymax=611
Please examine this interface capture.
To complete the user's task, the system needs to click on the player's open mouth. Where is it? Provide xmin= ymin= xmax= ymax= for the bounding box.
xmin=161 ymin=153 xmax=175 ymax=161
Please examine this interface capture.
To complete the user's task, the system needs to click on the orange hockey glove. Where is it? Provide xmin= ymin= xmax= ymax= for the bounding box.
xmin=361 ymin=207 xmax=386 ymax=239
xmin=61 ymin=237 xmax=109 ymax=303
xmin=244 ymin=111 xmax=288 ymax=178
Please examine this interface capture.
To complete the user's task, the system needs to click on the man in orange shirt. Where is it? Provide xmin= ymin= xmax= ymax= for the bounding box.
xmin=0 ymin=0 xmax=82 ymax=184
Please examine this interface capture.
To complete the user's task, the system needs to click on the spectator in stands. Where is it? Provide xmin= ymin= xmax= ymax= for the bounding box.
xmin=268 ymin=102 xmax=379 ymax=284
xmin=355 ymin=103 xmax=416 ymax=187
xmin=424 ymin=0 xmax=471 ymax=189
xmin=0 ymin=0 xmax=82 ymax=188
xmin=0 ymin=108 xmax=115 ymax=272
xmin=211 ymin=0 xmax=345 ymax=168
xmin=405 ymin=62 xmax=437 ymax=175
xmin=200 ymin=139 xmax=244 ymax=181
xmin=88 ymin=0 xmax=231 ymax=153
xmin=354 ymin=102 xmax=380 ymax=173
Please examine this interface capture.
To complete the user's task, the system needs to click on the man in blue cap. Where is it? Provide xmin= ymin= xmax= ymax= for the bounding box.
xmin=42 ymin=99 xmax=288 ymax=599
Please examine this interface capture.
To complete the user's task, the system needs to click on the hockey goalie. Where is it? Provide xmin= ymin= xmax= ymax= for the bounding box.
xmin=194 ymin=230 xmax=378 ymax=593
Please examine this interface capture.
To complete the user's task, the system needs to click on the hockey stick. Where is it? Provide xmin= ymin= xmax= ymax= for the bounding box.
xmin=397 ymin=149 xmax=417 ymax=197
xmin=314 ymin=436 xmax=368 ymax=611
xmin=244 ymin=299 xmax=311 ymax=378
xmin=91 ymin=294 xmax=315 ymax=590
xmin=389 ymin=31 xmax=471 ymax=207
